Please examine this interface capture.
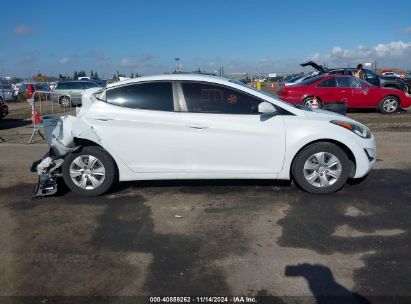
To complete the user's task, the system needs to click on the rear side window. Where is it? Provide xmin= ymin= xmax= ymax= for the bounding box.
xmin=317 ymin=78 xmax=337 ymax=88
xmin=106 ymin=82 xmax=174 ymax=111
xmin=57 ymin=82 xmax=84 ymax=90
xmin=1 ymin=84 xmax=12 ymax=90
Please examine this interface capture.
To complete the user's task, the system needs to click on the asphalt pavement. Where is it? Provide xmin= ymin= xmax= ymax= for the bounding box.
xmin=0 ymin=132 xmax=410 ymax=303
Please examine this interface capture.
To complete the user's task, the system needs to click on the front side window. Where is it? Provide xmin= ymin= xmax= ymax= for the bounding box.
xmin=317 ymin=78 xmax=337 ymax=88
xmin=182 ymin=82 xmax=261 ymax=114
xmin=336 ymin=77 xmax=351 ymax=88
xmin=106 ymin=82 xmax=174 ymax=111
xmin=350 ymin=77 xmax=370 ymax=89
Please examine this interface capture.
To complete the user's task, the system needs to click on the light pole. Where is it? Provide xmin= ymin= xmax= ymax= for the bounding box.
xmin=175 ymin=58 xmax=181 ymax=73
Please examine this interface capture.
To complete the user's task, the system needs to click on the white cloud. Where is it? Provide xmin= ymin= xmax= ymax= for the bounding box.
xmin=307 ymin=52 xmax=321 ymax=61
xmin=58 ymin=57 xmax=70 ymax=64
xmin=120 ymin=58 xmax=135 ymax=68
xmin=307 ymin=41 xmax=411 ymax=68
xmin=14 ymin=25 xmax=29 ymax=34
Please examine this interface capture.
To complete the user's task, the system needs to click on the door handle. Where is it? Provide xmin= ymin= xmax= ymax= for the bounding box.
xmin=94 ymin=116 xmax=113 ymax=121
xmin=186 ymin=124 xmax=208 ymax=130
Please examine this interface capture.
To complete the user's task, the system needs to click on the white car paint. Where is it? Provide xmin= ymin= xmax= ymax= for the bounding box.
xmin=52 ymin=74 xmax=376 ymax=183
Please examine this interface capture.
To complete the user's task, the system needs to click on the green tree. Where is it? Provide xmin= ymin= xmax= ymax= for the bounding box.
xmin=33 ymin=74 xmax=48 ymax=82
xmin=94 ymin=71 xmax=99 ymax=79
xmin=73 ymin=71 xmax=78 ymax=80
xmin=130 ymin=72 xmax=134 ymax=78
xmin=90 ymin=70 xmax=94 ymax=78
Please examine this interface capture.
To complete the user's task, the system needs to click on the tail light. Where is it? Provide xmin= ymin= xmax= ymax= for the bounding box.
xmin=278 ymin=85 xmax=288 ymax=96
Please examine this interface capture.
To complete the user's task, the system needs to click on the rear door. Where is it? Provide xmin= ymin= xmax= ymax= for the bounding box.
xmin=88 ymin=81 xmax=186 ymax=174
xmin=178 ymin=81 xmax=286 ymax=176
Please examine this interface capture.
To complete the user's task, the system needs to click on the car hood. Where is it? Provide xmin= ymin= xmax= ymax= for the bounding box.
xmin=304 ymin=108 xmax=362 ymax=124
xmin=300 ymin=61 xmax=325 ymax=73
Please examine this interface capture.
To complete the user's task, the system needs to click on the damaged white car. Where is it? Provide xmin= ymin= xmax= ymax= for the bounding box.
xmin=32 ymin=74 xmax=376 ymax=197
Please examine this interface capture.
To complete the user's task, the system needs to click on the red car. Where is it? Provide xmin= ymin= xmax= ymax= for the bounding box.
xmin=277 ymin=75 xmax=411 ymax=114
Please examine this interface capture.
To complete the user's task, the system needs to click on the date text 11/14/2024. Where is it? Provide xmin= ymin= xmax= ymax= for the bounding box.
xmin=149 ymin=296 xmax=257 ymax=303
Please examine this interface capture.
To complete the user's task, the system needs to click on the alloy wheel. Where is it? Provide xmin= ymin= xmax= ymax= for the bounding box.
xmin=303 ymin=152 xmax=342 ymax=188
xmin=382 ymin=98 xmax=398 ymax=113
xmin=69 ymin=155 xmax=106 ymax=190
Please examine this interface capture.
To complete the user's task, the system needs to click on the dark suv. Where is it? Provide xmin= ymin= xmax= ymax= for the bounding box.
xmin=301 ymin=61 xmax=407 ymax=92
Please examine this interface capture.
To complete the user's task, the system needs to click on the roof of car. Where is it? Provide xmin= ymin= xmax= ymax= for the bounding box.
xmin=57 ymin=80 xmax=99 ymax=83
xmin=106 ymin=73 xmax=231 ymax=88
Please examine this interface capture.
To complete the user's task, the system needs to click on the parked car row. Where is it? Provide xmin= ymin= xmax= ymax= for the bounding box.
xmin=301 ymin=61 xmax=408 ymax=92
xmin=277 ymin=74 xmax=411 ymax=114
xmin=275 ymin=61 xmax=411 ymax=113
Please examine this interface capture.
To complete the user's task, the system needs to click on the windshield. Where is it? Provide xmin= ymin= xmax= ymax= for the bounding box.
xmin=229 ymin=79 xmax=306 ymax=110
xmin=229 ymin=79 xmax=278 ymax=99
xmin=299 ymin=75 xmax=324 ymax=85
xmin=286 ymin=76 xmax=303 ymax=83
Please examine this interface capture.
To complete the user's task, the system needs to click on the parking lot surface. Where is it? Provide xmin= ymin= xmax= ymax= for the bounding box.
xmin=0 ymin=130 xmax=410 ymax=303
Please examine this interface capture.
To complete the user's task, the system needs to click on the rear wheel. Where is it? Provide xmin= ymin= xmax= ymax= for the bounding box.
xmin=379 ymin=96 xmax=399 ymax=114
xmin=292 ymin=142 xmax=350 ymax=194
xmin=302 ymin=97 xmax=323 ymax=109
xmin=62 ymin=146 xmax=117 ymax=196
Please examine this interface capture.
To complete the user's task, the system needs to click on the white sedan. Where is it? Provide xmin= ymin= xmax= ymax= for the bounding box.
xmin=33 ymin=74 xmax=376 ymax=196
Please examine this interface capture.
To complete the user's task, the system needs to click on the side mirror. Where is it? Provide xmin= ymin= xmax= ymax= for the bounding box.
xmin=258 ymin=101 xmax=277 ymax=114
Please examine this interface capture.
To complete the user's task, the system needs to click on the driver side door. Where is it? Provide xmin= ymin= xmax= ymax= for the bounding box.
xmin=178 ymin=81 xmax=286 ymax=177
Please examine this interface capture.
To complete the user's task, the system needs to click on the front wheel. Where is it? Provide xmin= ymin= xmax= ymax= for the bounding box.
xmin=62 ymin=146 xmax=117 ymax=196
xmin=292 ymin=142 xmax=350 ymax=194
xmin=302 ymin=97 xmax=323 ymax=109
xmin=379 ymin=96 xmax=399 ymax=114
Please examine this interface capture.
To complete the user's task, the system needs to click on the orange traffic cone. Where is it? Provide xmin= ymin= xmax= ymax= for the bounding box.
xmin=311 ymin=96 xmax=319 ymax=109
xmin=31 ymin=107 xmax=41 ymax=124
xmin=270 ymin=83 xmax=275 ymax=91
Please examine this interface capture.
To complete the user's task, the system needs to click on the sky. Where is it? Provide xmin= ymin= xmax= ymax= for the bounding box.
xmin=1 ymin=0 xmax=411 ymax=78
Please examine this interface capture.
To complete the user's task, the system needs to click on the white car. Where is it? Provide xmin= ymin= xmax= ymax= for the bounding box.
xmin=33 ymin=74 xmax=376 ymax=197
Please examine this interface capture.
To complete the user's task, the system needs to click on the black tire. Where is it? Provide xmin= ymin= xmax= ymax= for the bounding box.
xmin=62 ymin=146 xmax=117 ymax=196
xmin=59 ymin=96 xmax=72 ymax=107
xmin=378 ymin=96 xmax=399 ymax=114
xmin=291 ymin=142 xmax=350 ymax=194
xmin=302 ymin=97 xmax=323 ymax=109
